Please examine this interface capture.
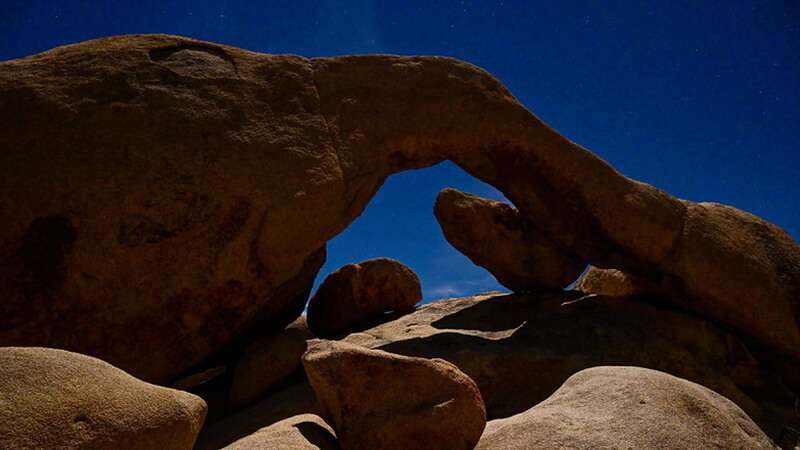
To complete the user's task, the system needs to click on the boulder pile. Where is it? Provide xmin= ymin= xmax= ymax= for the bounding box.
xmin=0 ymin=35 xmax=797 ymax=449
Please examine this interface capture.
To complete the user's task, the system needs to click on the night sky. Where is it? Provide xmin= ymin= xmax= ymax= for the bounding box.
xmin=2 ymin=1 xmax=798 ymax=301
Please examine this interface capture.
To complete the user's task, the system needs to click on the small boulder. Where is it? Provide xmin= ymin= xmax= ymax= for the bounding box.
xmin=229 ymin=317 xmax=313 ymax=408
xmin=302 ymin=340 xmax=486 ymax=450
xmin=0 ymin=347 xmax=207 ymax=450
xmin=434 ymin=188 xmax=585 ymax=291
xmin=476 ymin=366 xmax=776 ymax=450
xmin=306 ymin=258 xmax=421 ymax=337
xmin=574 ymin=265 xmax=649 ymax=297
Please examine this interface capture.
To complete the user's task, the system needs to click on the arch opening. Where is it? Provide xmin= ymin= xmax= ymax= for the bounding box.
xmin=308 ymin=160 xmax=510 ymax=306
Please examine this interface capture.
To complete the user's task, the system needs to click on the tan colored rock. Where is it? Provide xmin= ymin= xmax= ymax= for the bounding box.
xmin=476 ymin=366 xmax=777 ymax=450
xmin=0 ymin=34 xmax=797 ymax=384
xmin=662 ymin=202 xmax=800 ymax=359
xmin=343 ymin=292 xmax=794 ymax=438
xmin=434 ymin=188 xmax=585 ymax=291
xmin=574 ymin=265 xmax=649 ymax=296
xmin=302 ymin=340 xmax=486 ymax=450
xmin=229 ymin=317 xmax=313 ymax=408
xmin=306 ymin=258 xmax=421 ymax=337
xmin=222 ymin=413 xmax=338 ymax=450
xmin=0 ymin=347 xmax=207 ymax=450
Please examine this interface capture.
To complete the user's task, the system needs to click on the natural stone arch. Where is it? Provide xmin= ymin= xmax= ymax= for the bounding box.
xmin=1 ymin=34 xmax=797 ymax=383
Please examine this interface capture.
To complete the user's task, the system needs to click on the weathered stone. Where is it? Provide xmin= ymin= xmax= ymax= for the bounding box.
xmin=434 ymin=188 xmax=585 ymax=291
xmin=222 ymin=414 xmax=338 ymax=450
xmin=574 ymin=265 xmax=649 ymax=296
xmin=229 ymin=317 xmax=313 ymax=408
xmin=476 ymin=366 xmax=777 ymax=450
xmin=306 ymin=258 xmax=421 ymax=337
xmin=302 ymin=340 xmax=486 ymax=450
xmin=0 ymin=347 xmax=207 ymax=450
xmin=196 ymin=382 xmax=321 ymax=450
xmin=1 ymin=34 xmax=797 ymax=385
xmin=343 ymin=292 xmax=795 ymax=437
xmin=661 ymin=202 xmax=800 ymax=361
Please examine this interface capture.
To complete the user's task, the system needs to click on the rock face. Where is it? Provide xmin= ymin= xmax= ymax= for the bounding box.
xmin=660 ymin=202 xmax=800 ymax=360
xmin=0 ymin=347 xmax=207 ymax=450
xmin=1 ymin=34 xmax=798 ymax=385
xmin=302 ymin=340 xmax=486 ymax=450
xmin=229 ymin=317 xmax=313 ymax=408
xmin=343 ymin=292 xmax=794 ymax=436
xmin=222 ymin=414 xmax=338 ymax=450
xmin=306 ymin=258 xmax=421 ymax=337
xmin=434 ymin=188 xmax=585 ymax=291
xmin=476 ymin=366 xmax=777 ymax=450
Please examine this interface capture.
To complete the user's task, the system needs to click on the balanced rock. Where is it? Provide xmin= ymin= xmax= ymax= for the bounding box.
xmin=476 ymin=366 xmax=776 ymax=450
xmin=0 ymin=347 xmax=207 ymax=450
xmin=307 ymin=258 xmax=421 ymax=336
xmin=434 ymin=188 xmax=585 ymax=291
xmin=1 ymin=34 xmax=798 ymax=384
xmin=222 ymin=414 xmax=337 ymax=450
xmin=302 ymin=340 xmax=486 ymax=450
xmin=229 ymin=317 xmax=313 ymax=408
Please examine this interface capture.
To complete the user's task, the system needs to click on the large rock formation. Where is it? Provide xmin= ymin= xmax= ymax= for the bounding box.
xmin=0 ymin=347 xmax=207 ymax=450
xmin=343 ymin=292 xmax=795 ymax=437
xmin=476 ymin=366 xmax=777 ymax=450
xmin=1 ymin=34 xmax=798 ymax=385
xmin=307 ymin=258 xmax=421 ymax=336
xmin=302 ymin=340 xmax=486 ymax=450
xmin=434 ymin=188 xmax=585 ymax=291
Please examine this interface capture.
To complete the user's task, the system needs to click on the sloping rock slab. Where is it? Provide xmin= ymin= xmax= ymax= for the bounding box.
xmin=343 ymin=292 xmax=794 ymax=436
xmin=476 ymin=366 xmax=776 ymax=450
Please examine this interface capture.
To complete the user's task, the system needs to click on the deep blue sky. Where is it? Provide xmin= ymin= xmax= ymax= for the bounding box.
xmin=2 ymin=1 xmax=798 ymax=301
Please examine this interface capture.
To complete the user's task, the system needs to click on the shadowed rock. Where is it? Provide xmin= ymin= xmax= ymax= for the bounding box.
xmin=1 ymin=34 xmax=797 ymax=384
xmin=343 ymin=292 xmax=795 ymax=437
xmin=229 ymin=317 xmax=313 ymax=409
xmin=221 ymin=414 xmax=338 ymax=450
xmin=306 ymin=258 xmax=421 ymax=337
xmin=476 ymin=366 xmax=777 ymax=450
xmin=434 ymin=188 xmax=586 ymax=291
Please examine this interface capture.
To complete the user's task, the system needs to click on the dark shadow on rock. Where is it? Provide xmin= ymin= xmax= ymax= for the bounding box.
xmin=194 ymin=381 xmax=319 ymax=450
xmin=320 ymin=308 xmax=414 ymax=340
xmin=430 ymin=291 xmax=582 ymax=332
xmin=294 ymin=421 xmax=340 ymax=449
xmin=377 ymin=291 xmax=794 ymax=437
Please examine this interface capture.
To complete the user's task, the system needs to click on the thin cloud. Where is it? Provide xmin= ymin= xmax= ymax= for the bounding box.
xmin=426 ymin=284 xmax=466 ymax=300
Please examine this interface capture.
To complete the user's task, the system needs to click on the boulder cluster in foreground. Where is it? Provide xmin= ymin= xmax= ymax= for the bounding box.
xmin=0 ymin=35 xmax=798 ymax=449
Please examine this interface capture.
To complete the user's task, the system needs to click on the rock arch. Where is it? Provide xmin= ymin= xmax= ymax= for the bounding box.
xmin=1 ymin=34 xmax=797 ymax=383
